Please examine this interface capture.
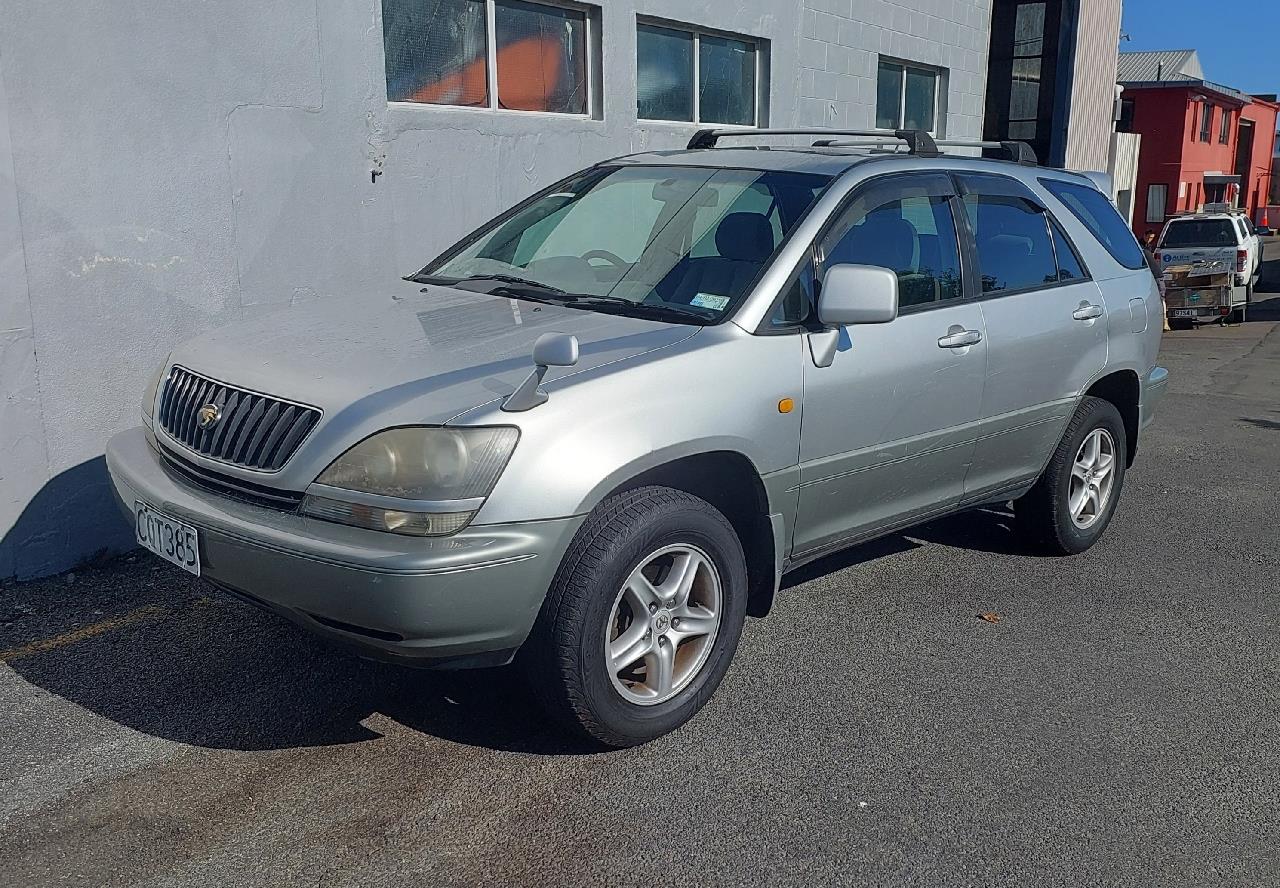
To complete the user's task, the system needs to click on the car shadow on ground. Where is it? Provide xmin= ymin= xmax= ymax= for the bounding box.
xmin=2 ymin=504 xmax=1040 ymax=757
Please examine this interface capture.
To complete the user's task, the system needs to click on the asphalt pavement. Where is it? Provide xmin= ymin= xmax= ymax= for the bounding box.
xmin=2 ymin=243 xmax=1279 ymax=887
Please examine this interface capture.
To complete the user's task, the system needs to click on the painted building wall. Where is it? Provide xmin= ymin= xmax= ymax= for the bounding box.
xmin=0 ymin=0 xmax=994 ymax=579
xmin=1240 ymin=102 xmax=1279 ymax=218
xmin=1126 ymin=83 xmax=1280 ymax=238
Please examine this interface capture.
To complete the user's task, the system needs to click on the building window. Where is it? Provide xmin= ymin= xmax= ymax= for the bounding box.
xmin=1004 ymin=1 xmax=1045 ymax=142
xmin=382 ymin=0 xmax=597 ymax=116
xmin=1199 ymin=103 xmax=1213 ymax=142
xmin=876 ymin=58 xmax=941 ymax=133
xmin=636 ymin=22 xmax=762 ymax=126
xmin=1219 ymin=109 xmax=1232 ymax=144
xmin=1146 ymin=184 xmax=1168 ymax=223
xmin=1117 ymin=98 xmax=1135 ymax=133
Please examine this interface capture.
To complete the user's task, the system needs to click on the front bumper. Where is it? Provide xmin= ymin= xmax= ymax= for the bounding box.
xmin=105 ymin=427 xmax=583 ymax=665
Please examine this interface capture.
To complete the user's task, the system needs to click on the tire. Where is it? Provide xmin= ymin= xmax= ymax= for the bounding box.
xmin=522 ymin=486 xmax=748 ymax=748
xmin=1015 ymin=396 xmax=1128 ymax=555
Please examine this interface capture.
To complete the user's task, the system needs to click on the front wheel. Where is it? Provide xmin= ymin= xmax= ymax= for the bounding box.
xmin=1015 ymin=396 xmax=1128 ymax=555
xmin=523 ymin=486 xmax=748 ymax=747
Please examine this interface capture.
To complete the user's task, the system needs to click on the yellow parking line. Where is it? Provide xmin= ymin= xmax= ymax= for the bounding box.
xmin=0 ymin=605 xmax=173 ymax=662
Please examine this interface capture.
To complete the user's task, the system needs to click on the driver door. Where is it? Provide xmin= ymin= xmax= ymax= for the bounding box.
xmin=792 ymin=172 xmax=987 ymax=557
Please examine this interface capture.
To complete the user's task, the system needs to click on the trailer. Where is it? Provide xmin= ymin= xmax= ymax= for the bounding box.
xmin=1161 ymin=251 xmax=1244 ymax=327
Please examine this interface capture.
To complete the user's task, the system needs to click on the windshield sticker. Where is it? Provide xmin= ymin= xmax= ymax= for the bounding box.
xmin=690 ymin=293 xmax=730 ymax=310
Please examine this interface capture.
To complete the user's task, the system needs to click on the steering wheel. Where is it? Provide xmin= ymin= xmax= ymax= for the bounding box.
xmin=581 ymin=249 xmax=630 ymax=271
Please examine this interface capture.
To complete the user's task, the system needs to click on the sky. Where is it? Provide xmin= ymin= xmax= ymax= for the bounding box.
xmin=1120 ymin=0 xmax=1280 ymax=96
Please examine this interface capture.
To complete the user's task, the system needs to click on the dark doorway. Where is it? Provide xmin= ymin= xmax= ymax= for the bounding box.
xmin=1235 ymin=119 xmax=1256 ymax=209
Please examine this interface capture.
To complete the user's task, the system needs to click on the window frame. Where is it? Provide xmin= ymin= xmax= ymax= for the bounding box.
xmin=1219 ymin=107 xmax=1232 ymax=144
xmin=1198 ymin=102 xmax=1213 ymax=143
xmin=951 ymin=172 xmax=1093 ymax=302
xmin=875 ymin=57 xmax=943 ymax=136
xmin=635 ymin=18 xmax=766 ymax=127
xmin=1146 ymin=184 xmax=1168 ymax=224
xmin=384 ymin=0 xmax=600 ymax=119
xmin=757 ymin=171 xmax=972 ymax=334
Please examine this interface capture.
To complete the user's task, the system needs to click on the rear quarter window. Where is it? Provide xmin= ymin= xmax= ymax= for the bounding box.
xmin=1040 ymin=178 xmax=1147 ymax=270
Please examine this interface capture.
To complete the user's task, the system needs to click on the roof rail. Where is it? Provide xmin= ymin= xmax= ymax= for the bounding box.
xmin=935 ymin=139 xmax=1038 ymax=165
xmin=687 ymin=128 xmax=940 ymax=157
xmin=803 ymin=136 xmax=1039 ymax=166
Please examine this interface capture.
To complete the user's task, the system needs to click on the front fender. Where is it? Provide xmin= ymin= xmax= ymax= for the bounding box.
xmin=455 ymin=326 xmax=806 ymax=524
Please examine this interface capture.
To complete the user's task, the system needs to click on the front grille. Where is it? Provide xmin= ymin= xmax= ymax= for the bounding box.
xmin=157 ymin=366 xmax=321 ymax=471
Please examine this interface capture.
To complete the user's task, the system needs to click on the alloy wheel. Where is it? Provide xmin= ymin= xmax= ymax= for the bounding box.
xmin=1069 ymin=428 xmax=1117 ymax=529
xmin=604 ymin=544 xmax=722 ymax=706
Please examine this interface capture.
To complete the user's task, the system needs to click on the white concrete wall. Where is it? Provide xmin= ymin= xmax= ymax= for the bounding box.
xmin=1108 ymin=131 xmax=1142 ymax=223
xmin=0 ymin=0 xmax=991 ymax=578
xmin=798 ymin=0 xmax=991 ymax=138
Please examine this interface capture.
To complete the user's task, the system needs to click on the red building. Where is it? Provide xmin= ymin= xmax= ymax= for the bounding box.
xmin=1117 ymin=50 xmax=1279 ymax=238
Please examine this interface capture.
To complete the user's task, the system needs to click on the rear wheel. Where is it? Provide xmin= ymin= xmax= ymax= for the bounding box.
xmin=523 ymin=486 xmax=748 ymax=747
xmin=1016 ymin=397 xmax=1127 ymax=555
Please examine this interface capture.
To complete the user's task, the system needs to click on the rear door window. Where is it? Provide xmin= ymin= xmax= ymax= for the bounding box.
xmin=1039 ymin=178 xmax=1148 ymax=270
xmin=958 ymin=176 xmax=1061 ymax=295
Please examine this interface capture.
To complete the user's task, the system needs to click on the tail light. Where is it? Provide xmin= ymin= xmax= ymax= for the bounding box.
xmin=1237 ymin=250 xmax=1247 ymax=274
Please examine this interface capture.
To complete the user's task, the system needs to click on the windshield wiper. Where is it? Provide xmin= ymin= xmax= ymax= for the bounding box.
xmin=457 ymin=273 xmax=570 ymax=294
xmin=563 ymin=296 xmax=713 ymax=325
xmin=424 ymin=273 xmax=712 ymax=324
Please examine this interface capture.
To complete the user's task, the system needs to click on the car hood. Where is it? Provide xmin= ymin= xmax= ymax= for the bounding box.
xmin=169 ymin=285 xmax=699 ymax=425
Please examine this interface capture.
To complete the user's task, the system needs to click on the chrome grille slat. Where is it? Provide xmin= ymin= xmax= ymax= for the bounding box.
xmin=243 ymin=402 xmax=281 ymax=466
xmin=211 ymin=390 xmax=242 ymax=453
xmin=257 ymin=404 xmax=296 ymax=470
xmin=269 ymin=409 xmax=320 ymax=472
xmin=231 ymin=400 xmax=268 ymax=464
xmin=157 ymin=366 xmax=321 ymax=472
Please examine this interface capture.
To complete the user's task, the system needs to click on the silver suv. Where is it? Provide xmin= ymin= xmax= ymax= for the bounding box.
xmin=108 ymin=129 xmax=1169 ymax=747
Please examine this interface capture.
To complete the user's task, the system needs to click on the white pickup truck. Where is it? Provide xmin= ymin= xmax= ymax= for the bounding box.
xmin=1158 ymin=211 xmax=1263 ymax=301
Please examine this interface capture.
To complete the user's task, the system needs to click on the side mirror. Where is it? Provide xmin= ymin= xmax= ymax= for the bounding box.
xmin=531 ymin=331 xmax=580 ymax=367
xmin=503 ymin=332 xmax=580 ymax=412
xmin=817 ymin=264 xmax=899 ymax=326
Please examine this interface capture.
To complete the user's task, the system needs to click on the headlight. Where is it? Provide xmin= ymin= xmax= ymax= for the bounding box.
xmin=141 ymin=358 xmax=171 ymax=428
xmin=300 ymin=426 xmax=519 ymax=536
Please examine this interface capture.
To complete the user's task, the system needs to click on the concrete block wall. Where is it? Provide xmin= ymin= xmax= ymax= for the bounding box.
xmin=797 ymin=0 xmax=992 ymax=139
xmin=0 ymin=0 xmax=992 ymax=579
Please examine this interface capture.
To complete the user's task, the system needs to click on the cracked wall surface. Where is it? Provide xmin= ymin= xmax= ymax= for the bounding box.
xmin=0 ymin=0 xmax=993 ymax=578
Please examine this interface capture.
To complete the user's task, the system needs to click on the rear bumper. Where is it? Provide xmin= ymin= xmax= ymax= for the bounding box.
xmin=106 ymin=426 xmax=583 ymax=665
xmin=1140 ymin=366 xmax=1169 ymax=432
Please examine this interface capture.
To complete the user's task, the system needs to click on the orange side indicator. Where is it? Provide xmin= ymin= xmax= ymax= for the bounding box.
xmin=778 ymin=398 xmax=795 ymax=414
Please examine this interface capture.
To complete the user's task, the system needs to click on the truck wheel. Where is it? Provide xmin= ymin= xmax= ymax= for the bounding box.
xmin=523 ymin=486 xmax=748 ymax=747
xmin=1015 ymin=397 xmax=1128 ymax=555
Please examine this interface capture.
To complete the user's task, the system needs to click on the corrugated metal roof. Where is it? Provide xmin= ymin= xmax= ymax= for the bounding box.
xmin=1117 ymin=50 xmax=1204 ymax=83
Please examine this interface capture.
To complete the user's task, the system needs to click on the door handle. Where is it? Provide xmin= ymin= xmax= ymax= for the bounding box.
xmin=937 ymin=327 xmax=982 ymax=349
xmin=1073 ymin=302 xmax=1104 ymax=321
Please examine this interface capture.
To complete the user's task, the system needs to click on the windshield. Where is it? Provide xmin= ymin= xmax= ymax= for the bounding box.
xmin=1161 ymin=219 xmax=1238 ymax=248
xmin=416 ymin=165 xmax=831 ymax=323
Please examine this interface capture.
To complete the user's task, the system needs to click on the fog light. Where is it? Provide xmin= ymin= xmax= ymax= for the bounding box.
xmin=299 ymin=494 xmax=475 ymax=537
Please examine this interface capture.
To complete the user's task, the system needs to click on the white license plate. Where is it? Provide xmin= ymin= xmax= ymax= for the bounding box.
xmin=135 ymin=501 xmax=200 ymax=576
xmin=1171 ymin=309 xmax=1197 ymax=318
